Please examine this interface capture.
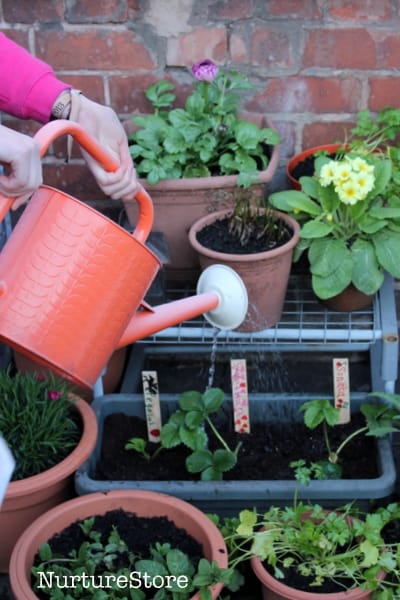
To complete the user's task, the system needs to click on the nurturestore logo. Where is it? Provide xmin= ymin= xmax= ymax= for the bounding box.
xmin=36 ymin=571 xmax=190 ymax=591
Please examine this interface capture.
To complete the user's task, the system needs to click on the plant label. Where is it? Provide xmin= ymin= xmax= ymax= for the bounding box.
xmin=230 ymin=358 xmax=250 ymax=433
xmin=332 ymin=358 xmax=350 ymax=424
xmin=141 ymin=371 xmax=162 ymax=442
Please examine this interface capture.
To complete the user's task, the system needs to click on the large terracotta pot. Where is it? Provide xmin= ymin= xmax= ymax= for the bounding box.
xmin=9 ymin=490 xmax=228 ymax=600
xmin=287 ymin=143 xmax=347 ymax=190
xmin=188 ymin=208 xmax=300 ymax=332
xmin=250 ymin=555 xmax=374 ymax=599
xmin=0 ymin=397 xmax=98 ymax=573
xmin=124 ymin=125 xmax=280 ymax=281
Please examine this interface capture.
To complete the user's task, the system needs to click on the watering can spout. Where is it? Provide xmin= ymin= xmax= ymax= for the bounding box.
xmin=117 ymin=264 xmax=249 ymax=348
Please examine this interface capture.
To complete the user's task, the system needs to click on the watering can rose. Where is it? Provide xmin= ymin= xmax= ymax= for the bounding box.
xmin=269 ymin=151 xmax=400 ymax=300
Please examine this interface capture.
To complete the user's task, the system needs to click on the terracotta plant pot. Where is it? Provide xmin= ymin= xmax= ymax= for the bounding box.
xmin=124 ymin=126 xmax=280 ymax=281
xmin=0 ymin=397 xmax=98 ymax=573
xmin=250 ymin=555 xmax=375 ymax=599
xmin=9 ymin=490 xmax=228 ymax=600
xmin=188 ymin=208 xmax=300 ymax=332
xmin=321 ymin=284 xmax=374 ymax=312
xmin=287 ymin=143 xmax=347 ymax=190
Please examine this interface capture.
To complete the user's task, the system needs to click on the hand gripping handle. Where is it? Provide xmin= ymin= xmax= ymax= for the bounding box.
xmin=0 ymin=120 xmax=153 ymax=244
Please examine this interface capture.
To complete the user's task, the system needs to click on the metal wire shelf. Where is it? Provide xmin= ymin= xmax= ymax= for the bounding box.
xmin=141 ymin=274 xmax=382 ymax=348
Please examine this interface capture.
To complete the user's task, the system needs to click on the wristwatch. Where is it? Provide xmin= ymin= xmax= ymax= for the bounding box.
xmin=51 ymin=89 xmax=82 ymax=120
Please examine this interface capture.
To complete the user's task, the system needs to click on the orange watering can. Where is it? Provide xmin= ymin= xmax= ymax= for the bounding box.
xmin=0 ymin=121 xmax=248 ymax=389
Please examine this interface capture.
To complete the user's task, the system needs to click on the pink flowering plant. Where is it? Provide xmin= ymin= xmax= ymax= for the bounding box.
xmin=0 ymin=368 xmax=79 ymax=480
xmin=128 ymin=59 xmax=280 ymax=187
xmin=269 ymin=151 xmax=400 ymax=300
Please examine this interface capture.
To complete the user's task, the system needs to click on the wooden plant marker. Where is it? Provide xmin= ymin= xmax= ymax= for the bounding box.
xmin=332 ymin=358 xmax=350 ymax=424
xmin=230 ymin=358 xmax=250 ymax=433
xmin=141 ymin=370 xmax=162 ymax=442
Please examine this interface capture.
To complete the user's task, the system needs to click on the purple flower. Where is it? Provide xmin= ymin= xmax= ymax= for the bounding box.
xmin=48 ymin=390 xmax=61 ymax=401
xmin=191 ymin=60 xmax=219 ymax=82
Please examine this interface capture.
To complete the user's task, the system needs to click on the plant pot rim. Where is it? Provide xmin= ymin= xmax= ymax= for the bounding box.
xmin=188 ymin=208 xmax=300 ymax=262
xmin=286 ymin=143 xmax=349 ymax=189
xmin=4 ymin=396 xmax=97 ymax=500
xmin=10 ymin=490 xmax=228 ymax=600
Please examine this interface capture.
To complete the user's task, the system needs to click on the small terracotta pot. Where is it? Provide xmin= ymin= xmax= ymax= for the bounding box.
xmin=287 ymin=144 xmax=347 ymax=190
xmin=250 ymin=555 xmax=374 ymax=599
xmin=0 ymin=397 xmax=98 ymax=573
xmin=188 ymin=208 xmax=300 ymax=332
xmin=321 ymin=284 xmax=374 ymax=312
xmin=9 ymin=490 xmax=228 ymax=600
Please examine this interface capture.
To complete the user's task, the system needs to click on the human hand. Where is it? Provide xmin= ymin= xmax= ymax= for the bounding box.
xmin=0 ymin=125 xmax=42 ymax=209
xmin=74 ymin=96 xmax=139 ymax=201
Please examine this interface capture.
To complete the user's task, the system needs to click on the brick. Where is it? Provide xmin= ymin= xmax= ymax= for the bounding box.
xmin=271 ymin=120 xmax=296 ymax=160
xmin=166 ymin=28 xmax=227 ymax=66
xmin=230 ymin=33 xmax=248 ymax=62
xmin=250 ymin=26 xmax=295 ymax=68
xmin=2 ymin=0 xmax=64 ymax=23
xmin=327 ymin=0 xmax=392 ymax=21
xmin=247 ymin=77 xmax=362 ymax=114
xmin=209 ymin=0 xmax=254 ymax=20
xmin=35 ymin=30 xmax=156 ymax=70
xmin=268 ymin=0 xmax=322 ymax=18
xmin=369 ymin=78 xmax=400 ymax=110
xmin=302 ymin=121 xmax=355 ymax=149
xmin=66 ymin=0 xmax=128 ymax=23
xmin=303 ymin=29 xmax=376 ymax=68
xmin=374 ymin=33 xmax=400 ymax=68
xmin=110 ymin=74 xmax=161 ymax=115
xmin=58 ymin=76 xmax=105 ymax=104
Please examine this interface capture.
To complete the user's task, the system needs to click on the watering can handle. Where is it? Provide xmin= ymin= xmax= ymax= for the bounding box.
xmin=0 ymin=120 xmax=153 ymax=244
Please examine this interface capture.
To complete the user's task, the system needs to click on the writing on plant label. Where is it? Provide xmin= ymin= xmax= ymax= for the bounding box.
xmin=141 ymin=371 xmax=162 ymax=442
xmin=332 ymin=358 xmax=350 ymax=424
xmin=230 ymin=359 xmax=250 ymax=433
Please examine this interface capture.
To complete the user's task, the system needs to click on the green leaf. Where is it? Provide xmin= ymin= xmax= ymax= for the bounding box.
xmin=202 ymin=388 xmax=224 ymax=414
xmin=301 ymin=220 xmax=333 ymax=239
xmin=312 ymin=250 xmax=353 ymax=298
xmin=160 ymin=422 xmax=181 ymax=448
xmin=308 ymin=238 xmax=350 ymax=277
xmin=351 ymin=238 xmax=384 ymax=295
xmin=300 ymin=399 xmax=339 ymax=429
xmin=186 ymin=449 xmax=213 ymax=473
xmin=135 ymin=558 xmax=168 ymax=578
xmin=269 ymin=190 xmax=320 ymax=215
xmin=211 ymin=449 xmax=237 ymax=472
xmin=179 ymin=390 xmax=203 ymax=412
xmin=234 ymin=119 xmax=263 ymax=150
xmin=38 ymin=542 xmax=52 ymax=561
xmin=180 ymin=424 xmax=208 ymax=450
xmin=373 ymin=229 xmax=400 ymax=277
xmin=166 ymin=548 xmax=193 ymax=577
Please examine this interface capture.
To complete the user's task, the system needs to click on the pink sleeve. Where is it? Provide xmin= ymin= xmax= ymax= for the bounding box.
xmin=0 ymin=33 xmax=70 ymax=123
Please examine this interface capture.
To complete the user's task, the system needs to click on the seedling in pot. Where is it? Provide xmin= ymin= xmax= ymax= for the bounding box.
xmin=126 ymin=388 xmax=242 ymax=481
xmin=291 ymin=395 xmax=400 ymax=481
xmin=32 ymin=515 xmax=236 ymax=599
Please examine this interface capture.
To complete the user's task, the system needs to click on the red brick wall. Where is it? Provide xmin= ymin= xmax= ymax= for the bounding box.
xmin=1 ymin=0 xmax=400 ymax=200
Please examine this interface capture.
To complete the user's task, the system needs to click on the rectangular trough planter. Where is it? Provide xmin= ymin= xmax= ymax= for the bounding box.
xmin=75 ymin=393 xmax=396 ymax=515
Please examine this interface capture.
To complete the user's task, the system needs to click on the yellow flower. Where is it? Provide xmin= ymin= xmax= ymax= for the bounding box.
xmin=354 ymin=172 xmax=374 ymax=197
xmin=334 ymin=162 xmax=352 ymax=182
xmin=351 ymin=157 xmax=374 ymax=174
xmin=337 ymin=179 xmax=363 ymax=205
xmin=319 ymin=161 xmax=337 ymax=187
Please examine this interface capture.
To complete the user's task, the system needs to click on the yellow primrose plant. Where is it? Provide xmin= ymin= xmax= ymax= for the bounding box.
xmin=269 ymin=152 xmax=400 ymax=300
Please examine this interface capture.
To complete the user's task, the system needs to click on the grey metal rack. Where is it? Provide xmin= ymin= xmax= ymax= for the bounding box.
xmin=121 ymin=273 xmax=399 ymax=394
